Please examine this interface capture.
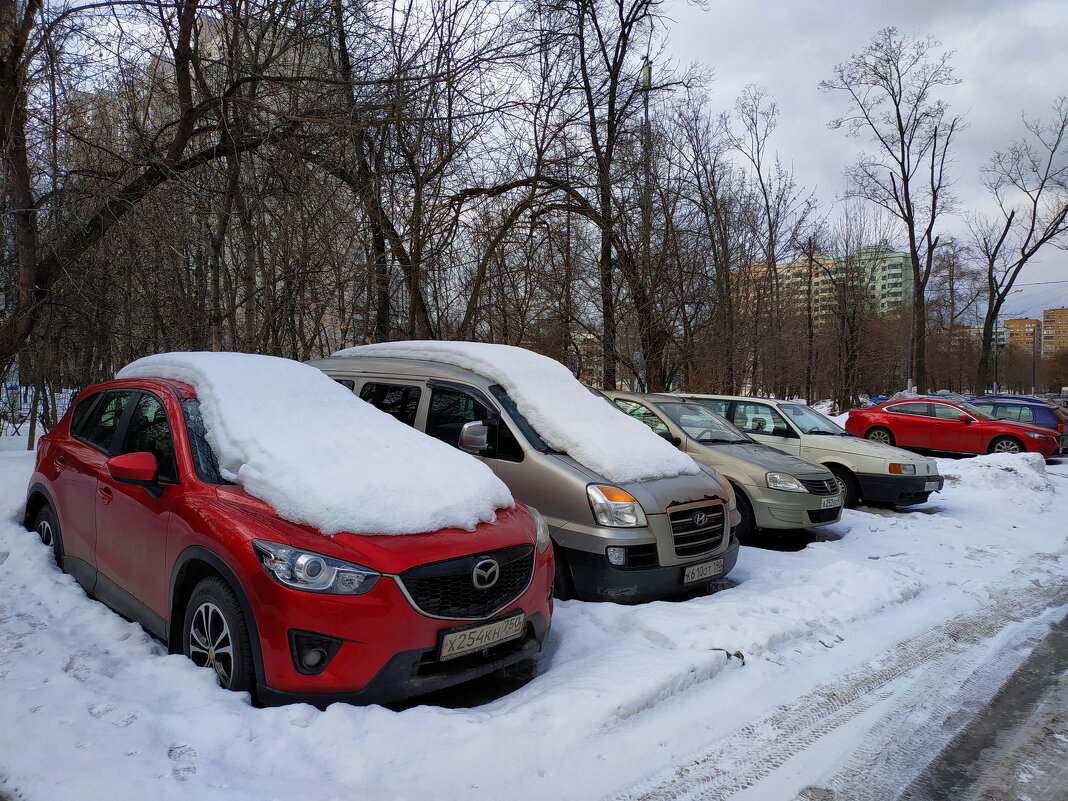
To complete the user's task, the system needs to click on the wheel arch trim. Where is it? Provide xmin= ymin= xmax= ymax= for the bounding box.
xmin=169 ymin=545 xmax=266 ymax=691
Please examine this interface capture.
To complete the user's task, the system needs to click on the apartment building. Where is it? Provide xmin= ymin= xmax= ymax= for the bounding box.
xmin=1004 ymin=318 xmax=1042 ymax=355
xmin=1041 ymin=307 xmax=1068 ymax=358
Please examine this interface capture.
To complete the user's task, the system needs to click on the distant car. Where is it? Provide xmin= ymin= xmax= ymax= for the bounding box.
xmin=604 ymin=391 xmax=843 ymax=540
xmin=25 ymin=361 xmax=553 ymax=706
xmin=970 ymin=398 xmax=1067 ymax=453
xmin=679 ymin=394 xmax=943 ymax=507
xmin=844 ymin=398 xmax=1059 ymax=458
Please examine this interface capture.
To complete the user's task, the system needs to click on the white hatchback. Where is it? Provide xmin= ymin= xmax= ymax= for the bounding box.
xmin=679 ymin=394 xmax=944 ymax=507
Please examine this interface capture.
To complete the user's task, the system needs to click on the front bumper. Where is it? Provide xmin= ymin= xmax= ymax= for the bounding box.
xmin=856 ymin=472 xmax=944 ymax=506
xmin=258 ymin=612 xmax=549 ymax=707
xmin=561 ymin=533 xmax=740 ymax=603
xmin=246 ymin=546 xmax=554 ymax=703
xmin=745 ymin=484 xmax=843 ymax=529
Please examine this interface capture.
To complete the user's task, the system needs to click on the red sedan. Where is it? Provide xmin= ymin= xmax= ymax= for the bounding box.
xmin=25 ymin=374 xmax=553 ymax=706
xmin=845 ymin=399 xmax=1058 ymax=458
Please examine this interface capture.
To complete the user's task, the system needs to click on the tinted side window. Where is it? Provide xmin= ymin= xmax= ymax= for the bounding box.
xmin=888 ymin=403 xmax=930 ymax=416
xmin=427 ymin=387 xmax=492 ymax=448
xmin=932 ymin=403 xmax=964 ymax=420
xmin=79 ymin=392 xmax=134 ymax=453
xmin=69 ymin=392 xmax=101 ymax=436
xmin=359 ymin=382 xmax=422 ymax=427
xmin=733 ymin=402 xmax=790 ymax=436
xmin=335 ymin=379 xmax=355 ymax=391
xmin=612 ymin=399 xmax=669 ymax=435
xmin=121 ymin=393 xmax=177 ymax=482
xmin=694 ymin=398 xmax=731 ymax=417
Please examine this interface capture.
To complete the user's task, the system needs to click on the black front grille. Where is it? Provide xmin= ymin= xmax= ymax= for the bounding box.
xmin=800 ymin=477 xmax=839 ymax=496
xmin=399 ymin=545 xmax=534 ymax=619
xmin=624 ymin=543 xmax=658 ymax=569
xmin=669 ymin=503 xmax=725 ymax=558
xmin=807 ymin=508 xmax=840 ymax=524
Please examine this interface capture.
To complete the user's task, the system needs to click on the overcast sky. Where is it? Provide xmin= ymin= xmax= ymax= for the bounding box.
xmin=663 ymin=0 xmax=1068 ymax=322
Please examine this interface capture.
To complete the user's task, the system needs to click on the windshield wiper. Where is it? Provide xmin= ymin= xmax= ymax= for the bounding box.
xmin=699 ymin=437 xmax=743 ymax=444
xmin=806 ymin=429 xmax=841 ymax=435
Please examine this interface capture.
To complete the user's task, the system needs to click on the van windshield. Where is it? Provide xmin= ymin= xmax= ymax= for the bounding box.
xmin=488 ymin=385 xmax=553 ymax=452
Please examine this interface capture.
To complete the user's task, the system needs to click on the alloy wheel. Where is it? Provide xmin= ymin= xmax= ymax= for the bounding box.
xmin=36 ymin=520 xmax=54 ymax=547
xmin=188 ymin=601 xmax=235 ymax=687
xmin=992 ymin=439 xmax=1022 ymax=454
xmin=867 ymin=429 xmax=892 ymax=445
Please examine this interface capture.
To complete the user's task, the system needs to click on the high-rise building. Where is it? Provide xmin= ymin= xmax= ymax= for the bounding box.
xmin=1042 ymin=307 xmax=1068 ymax=358
xmin=1004 ymin=318 xmax=1042 ymax=355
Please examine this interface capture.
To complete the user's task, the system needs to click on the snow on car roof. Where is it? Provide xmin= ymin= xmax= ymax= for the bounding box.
xmin=333 ymin=341 xmax=700 ymax=484
xmin=117 ymin=352 xmax=513 ymax=535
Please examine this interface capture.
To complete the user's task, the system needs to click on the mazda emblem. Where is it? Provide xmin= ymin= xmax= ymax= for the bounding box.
xmin=691 ymin=511 xmax=709 ymax=528
xmin=472 ymin=558 xmax=500 ymax=590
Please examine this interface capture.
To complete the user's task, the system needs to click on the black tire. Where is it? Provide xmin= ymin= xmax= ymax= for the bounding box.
xmin=865 ymin=426 xmax=895 ymax=446
xmin=183 ymin=576 xmax=254 ymax=693
xmin=828 ymin=465 xmax=860 ymax=508
xmin=552 ymin=544 xmax=575 ymax=601
xmin=988 ymin=436 xmax=1023 ymax=455
xmin=32 ymin=505 xmax=63 ymax=564
xmin=733 ymin=486 xmax=756 ymax=544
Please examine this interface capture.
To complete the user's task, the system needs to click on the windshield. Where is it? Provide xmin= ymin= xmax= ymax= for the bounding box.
xmin=180 ymin=398 xmax=233 ymax=484
xmin=488 ymin=385 xmax=552 ymax=452
xmin=778 ymin=404 xmax=848 ymax=434
xmin=655 ymin=402 xmax=750 ymax=443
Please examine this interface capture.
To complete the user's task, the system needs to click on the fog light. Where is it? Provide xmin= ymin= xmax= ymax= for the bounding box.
xmin=606 ymin=546 xmax=626 ymax=566
xmin=288 ymin=630 xmax=342 ymax=675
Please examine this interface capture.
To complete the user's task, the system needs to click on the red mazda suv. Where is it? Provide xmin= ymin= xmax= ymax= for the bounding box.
xmin=845 ymin=398 xmax=1059 ymax=458
xmin=25 ymin=377 xmax=553 ymax=705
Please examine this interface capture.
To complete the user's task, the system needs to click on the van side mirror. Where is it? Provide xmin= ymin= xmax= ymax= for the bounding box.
xmin=459 ymin=420 xmax=494 ymax=454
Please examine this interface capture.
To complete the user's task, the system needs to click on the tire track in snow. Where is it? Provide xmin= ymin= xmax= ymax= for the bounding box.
xmin=607 ymin=581 xmax=1068 ymax=801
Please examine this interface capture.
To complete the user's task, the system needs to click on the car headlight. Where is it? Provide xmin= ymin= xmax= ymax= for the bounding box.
xmin=587 ymin=485 xmax=648 ymax=527
xmin=766 ymin=472 xmax=807 ymax=492
xmin=253 ymin=540 xmax=380 ymax=595
xmin=888 ymin=463 xmax=916 ymax=475
xmin=1025 ymin=432 xmax=1050 ymax=440
xmin=528 ymin=505 xmax=552 ymax=553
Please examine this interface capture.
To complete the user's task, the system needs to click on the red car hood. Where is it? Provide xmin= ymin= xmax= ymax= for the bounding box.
xmin=213 ymin=485 xmax=534 ymax=574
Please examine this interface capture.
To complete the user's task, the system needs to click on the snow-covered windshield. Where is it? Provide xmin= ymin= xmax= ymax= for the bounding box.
xmin=778 ymin=404 xmax=847 ymax=435
xmin=655 ymin=402 xmax=750 ymax=444
xmin=335 ymin=341 xmax=700 ymax=483
xmin=118 ymin=352 xmax=513 ymax=535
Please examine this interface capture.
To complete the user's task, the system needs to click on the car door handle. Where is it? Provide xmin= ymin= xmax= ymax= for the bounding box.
xmin=98 ymin=486 xmax=113 ymax=505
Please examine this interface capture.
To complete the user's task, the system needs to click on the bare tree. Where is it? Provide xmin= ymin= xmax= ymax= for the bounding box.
xmin=821 ymin=27 xmax=964 ymax=392
xmin=970 ymin=97 xmax=1068 ymax=391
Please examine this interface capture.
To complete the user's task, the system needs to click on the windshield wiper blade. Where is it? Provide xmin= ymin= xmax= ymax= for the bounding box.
xmin=699 ymin=437 xmax=743 ymax=444
xmin=806 ymin=429 xmax=839 ymax=435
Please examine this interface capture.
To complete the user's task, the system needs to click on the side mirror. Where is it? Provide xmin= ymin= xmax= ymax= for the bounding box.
xmin=458 ymin=420 xmax=494 ymax=454
xmin=658 ymin=432 xmax=682 ymax=447
xmin=107 ymin=451 xmax=159 ymax=483
xmin=958 ymin=415 xmax=972 ymax=424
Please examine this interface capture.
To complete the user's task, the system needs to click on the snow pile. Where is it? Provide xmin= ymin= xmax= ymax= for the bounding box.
xmin=1 ymin=450 xmax=1066 ymax=801
xmin=332 ymin=341 xmax=699 ymax=484
xmin=938 ymin=451 xmax=1052 ymax=508
xmin=117 ymin=352 xmax=512 ymax=535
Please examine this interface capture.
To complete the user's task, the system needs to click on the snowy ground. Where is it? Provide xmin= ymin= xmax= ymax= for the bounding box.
xmin=1 ymin=435 xmax=1066 ymax=801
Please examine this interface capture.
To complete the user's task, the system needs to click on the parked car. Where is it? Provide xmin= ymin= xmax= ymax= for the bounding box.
xmin=970 ymin=398 xmax=1067 ymax=452
xmin=844 ymin=398 xmax=1059 ymax=458
xmin=679 ymin=394 xmax=944 ymax=507
xmin=310 ymin=342 xmax=741 ymax=603
xmin=604 ymin=391 xmax=843 ymax=539
xmin=25 ymin=354 xmax=554 ymax=706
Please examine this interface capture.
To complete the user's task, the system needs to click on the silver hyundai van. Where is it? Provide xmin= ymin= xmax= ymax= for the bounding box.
xmin=308 ymin=345 xmax=740 ymax=603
